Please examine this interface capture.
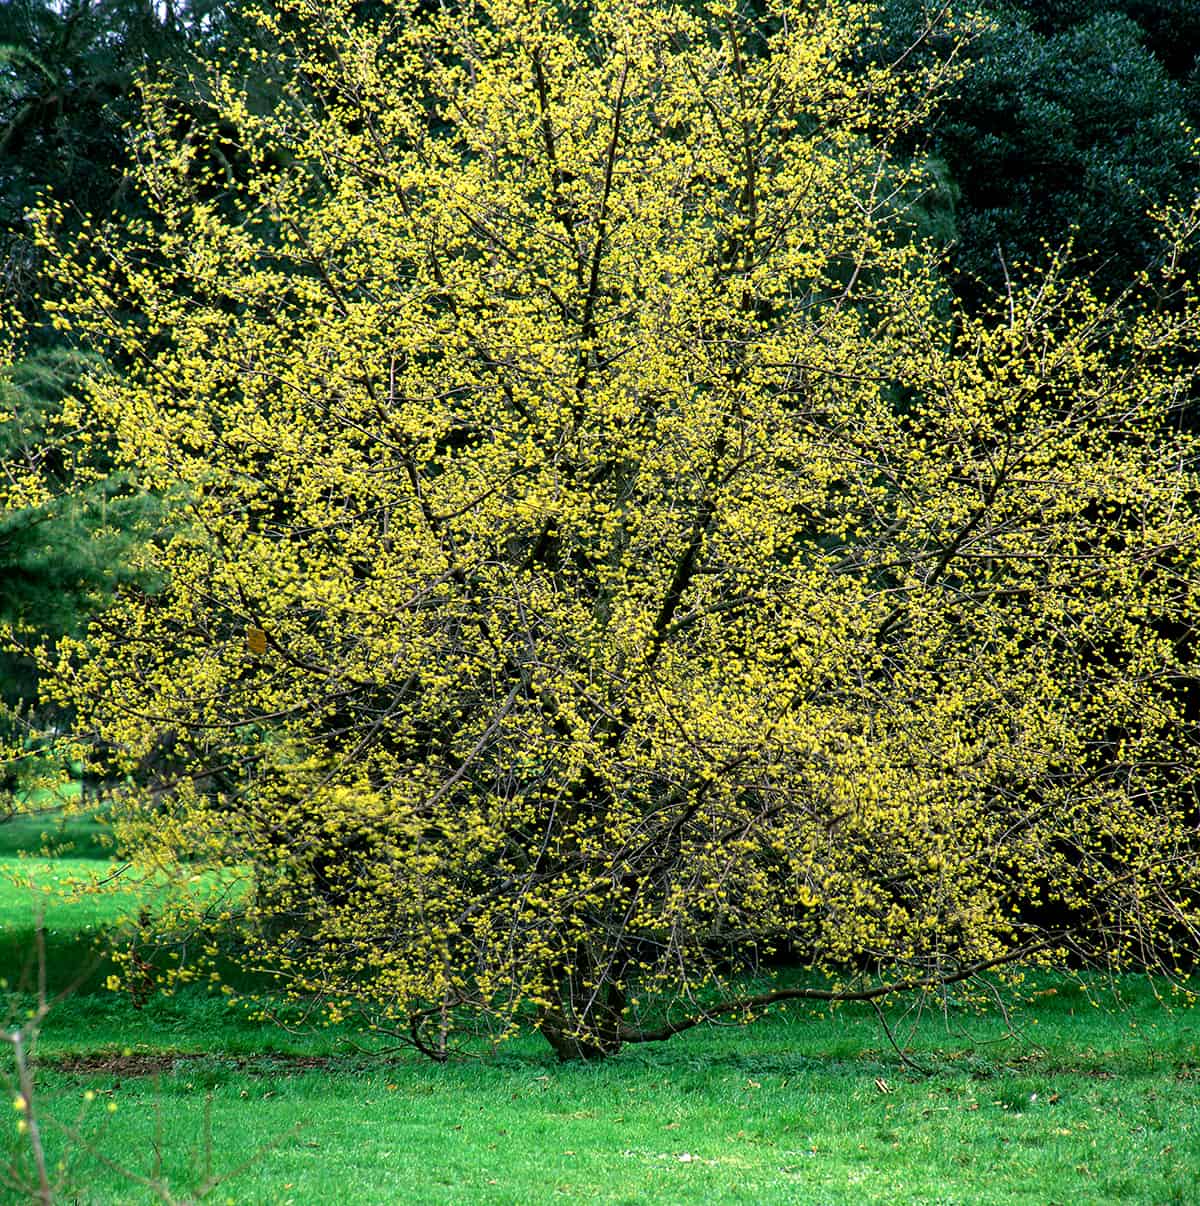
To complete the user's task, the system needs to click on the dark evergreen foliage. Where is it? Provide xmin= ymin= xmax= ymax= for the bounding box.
xmin=877 ymin=1 xmax=1199 ymax=297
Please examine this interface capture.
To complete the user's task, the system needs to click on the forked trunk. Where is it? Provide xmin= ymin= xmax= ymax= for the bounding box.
xmin=537 ymin=980 xmax=628 ymax=1061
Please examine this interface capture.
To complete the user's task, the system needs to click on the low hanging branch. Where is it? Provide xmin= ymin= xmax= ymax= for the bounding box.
xmin=617 ymin=937 xmax=1066 ymax=1046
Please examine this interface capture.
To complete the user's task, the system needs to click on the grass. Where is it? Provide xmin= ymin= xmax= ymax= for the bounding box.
xmin=9 ymin=981 xmax=1199 ymax=1204
xmin=1 ymin=798 xmax=132 ymax=995
xmin=0 ymin=852 xmax=226 ymax=995
xmin=0 ymin=807 xmax=248 ymax=995
xmin=0 ymin=787 xmax=103 ymax=860
xmin=2 ymin=813 xmax=1199 ymax=1203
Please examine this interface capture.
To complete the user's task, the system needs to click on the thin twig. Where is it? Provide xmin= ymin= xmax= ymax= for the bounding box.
xmin=870 ymin=997 xmax=930 ymax=1076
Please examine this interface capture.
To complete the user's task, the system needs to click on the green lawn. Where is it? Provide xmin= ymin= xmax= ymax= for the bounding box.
xmin=0 ymin=785 xmax=97 ymax=859
xmin=0 ymin=850 xmax=238 ymax=995
xmin=6 ymin=980 xmax=1197 ymax=1205
xmin=2 ymin=819 xmax=1199 ymax=1204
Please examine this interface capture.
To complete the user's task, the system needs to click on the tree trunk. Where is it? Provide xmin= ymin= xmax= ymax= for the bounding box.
xmin=537 ymin=979 xmax=627 ymax=1061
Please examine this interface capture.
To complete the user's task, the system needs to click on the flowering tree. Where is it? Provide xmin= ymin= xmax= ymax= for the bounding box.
xmin=40 ymin=0 xmax=1200 ymax=1058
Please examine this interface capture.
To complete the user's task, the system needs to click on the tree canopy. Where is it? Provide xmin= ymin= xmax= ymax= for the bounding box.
xmin=35 ymin=0 xmax=1200 ymax=1058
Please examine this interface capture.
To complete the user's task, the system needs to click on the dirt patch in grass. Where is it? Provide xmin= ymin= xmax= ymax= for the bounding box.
xmin=49 ymin=1051 xmax=336 ymax=1076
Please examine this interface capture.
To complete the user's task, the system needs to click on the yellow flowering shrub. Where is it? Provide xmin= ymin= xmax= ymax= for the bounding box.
xmin=37 ymin=0 xmax=1200 ymax=1058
